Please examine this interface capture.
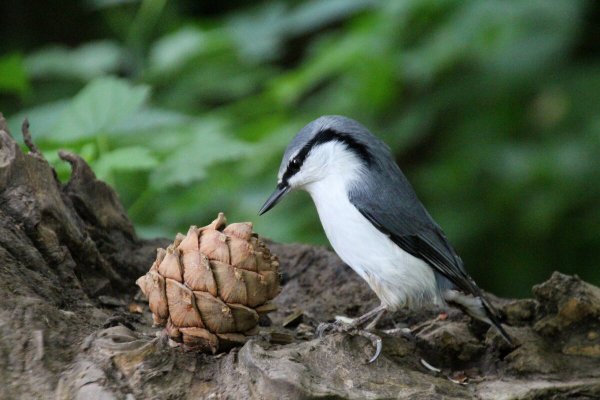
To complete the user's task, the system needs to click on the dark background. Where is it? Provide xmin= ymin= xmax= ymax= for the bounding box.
xmin=1 ymin=0 xmax=599 ymax=297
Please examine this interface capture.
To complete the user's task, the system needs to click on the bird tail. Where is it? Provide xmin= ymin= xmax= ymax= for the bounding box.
xmin=443 ymin=290 xmax=514 ymax=346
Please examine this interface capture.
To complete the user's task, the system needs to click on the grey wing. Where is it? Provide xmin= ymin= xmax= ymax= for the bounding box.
xmin=345 ymin=136 xmax=474 ymax=292
xmin=350 ymin=184 xmax=511 ymax=334
xmin=348 ymin=173 xmax=504 ymax=320
xmin=345 ymin=134 xmax=512 ymax=343
xmin=349 ymin=187 xmax=482 ymax=297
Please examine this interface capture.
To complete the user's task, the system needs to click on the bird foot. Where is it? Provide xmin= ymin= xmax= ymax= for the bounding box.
xmin=316 ymin=315 xmax=366 ymax=337
xmin=381 ymin=326 xmax=416 ymax=342
xmin=316 ymin=320 xmax=383 ymax=363
xmin=358 ymin=329 xmax=383 ymax=363
xmin=316 ymin=319 xmax=352 ymax=337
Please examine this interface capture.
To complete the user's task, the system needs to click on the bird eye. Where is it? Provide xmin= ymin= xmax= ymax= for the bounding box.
xmin=289 ymin=158 xmax=300 ymax=171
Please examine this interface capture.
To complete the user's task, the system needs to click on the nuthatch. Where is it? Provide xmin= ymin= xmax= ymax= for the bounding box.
xmin=260 ymin=116 xmax=513 ymax=362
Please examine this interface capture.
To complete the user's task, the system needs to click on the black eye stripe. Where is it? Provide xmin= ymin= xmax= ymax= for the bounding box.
xmin=285 ymin=159 xmax=300 ymax=175
xmin=281 ymin=128 xmax=371 ymax=185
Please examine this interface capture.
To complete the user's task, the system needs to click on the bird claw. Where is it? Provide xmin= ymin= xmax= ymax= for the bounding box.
xmin=316 ymin=320 xmax=348 ymax=338
xmin=358 ymin=329 xmax=382 ymax=363
xmin=316 ymin=321 xmax=383 ymax=363
xmin=316 ymin=322 xmax=331 ymax=338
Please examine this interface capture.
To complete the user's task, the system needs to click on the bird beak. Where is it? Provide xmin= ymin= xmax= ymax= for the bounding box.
xmin=258 ymin=184 xmax=290 ymax=215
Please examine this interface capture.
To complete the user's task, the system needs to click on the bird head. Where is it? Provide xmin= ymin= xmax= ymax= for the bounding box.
xmin=259 ymin=115 xmax=377 ymax=215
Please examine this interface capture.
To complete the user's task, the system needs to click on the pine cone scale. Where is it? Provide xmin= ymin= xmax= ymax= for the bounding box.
xmin=137 ymin=213 xmax=280 ymax=353
xmin=165 ymin=278 xmax=205 ymax=328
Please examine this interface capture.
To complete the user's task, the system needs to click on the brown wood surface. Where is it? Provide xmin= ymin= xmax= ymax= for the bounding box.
xmin=0 ymin=115 xmax=599 ymax=400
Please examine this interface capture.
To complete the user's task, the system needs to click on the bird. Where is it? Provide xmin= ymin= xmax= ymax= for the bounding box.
xmin=259 ymin=115 xmax=513 ymax=362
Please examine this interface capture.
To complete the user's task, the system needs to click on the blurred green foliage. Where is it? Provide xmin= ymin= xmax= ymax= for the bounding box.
xmin=1 ymin=0 xmax=599 ymax=297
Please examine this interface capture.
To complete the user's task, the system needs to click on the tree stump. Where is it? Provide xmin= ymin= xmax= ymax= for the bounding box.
xmin=0 ymin=114 xmax=599 ymax=399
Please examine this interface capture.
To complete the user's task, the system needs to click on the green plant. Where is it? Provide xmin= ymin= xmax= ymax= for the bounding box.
xmin=1 ymin=0 xmax=598 ymax=296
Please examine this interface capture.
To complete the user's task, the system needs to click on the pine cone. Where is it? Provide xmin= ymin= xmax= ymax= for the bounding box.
xmin=136 ymin=213 xmax=280 ymax=353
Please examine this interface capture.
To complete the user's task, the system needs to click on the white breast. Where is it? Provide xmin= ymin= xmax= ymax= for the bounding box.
xmin=304 ymin=169 xmax=442 ymax=311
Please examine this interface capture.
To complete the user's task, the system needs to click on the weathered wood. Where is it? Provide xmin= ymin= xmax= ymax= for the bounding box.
xmin=0 ymin=114 xmax=599 ymax=399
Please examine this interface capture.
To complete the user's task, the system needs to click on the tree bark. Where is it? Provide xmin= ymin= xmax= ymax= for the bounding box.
xmin=0 ymin=115 xmax=598 ymax=399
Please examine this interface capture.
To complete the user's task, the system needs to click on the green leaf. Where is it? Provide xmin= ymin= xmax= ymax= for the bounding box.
xmin=113 ymin=107 xmax=191 ymax=134
xmin=150 ymin=120 xmax=251 ymax=188
xmin=0 ymin=53 xmax=29 ymax=96
xmin=8 ymin=100 xmax=69 ymax=138
xmin=269 ymin=33 xmax=364 ymax=104
xmin=25 ymin=41 xmax=123 ymax=81
xmin=51 ymin=77 xmax=150 ymax=141
xmin=149 ymin=27 xmax=207 ymax=74
xmin=94 ymin=146 xmax=158 ymax=180
xmin=286 ymin=0 xmax=377 ymax=35
xmin=227 ymin=0 xmax=375 ymax=63
xmin=87 ymin=0 xmax=137 ymax=10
